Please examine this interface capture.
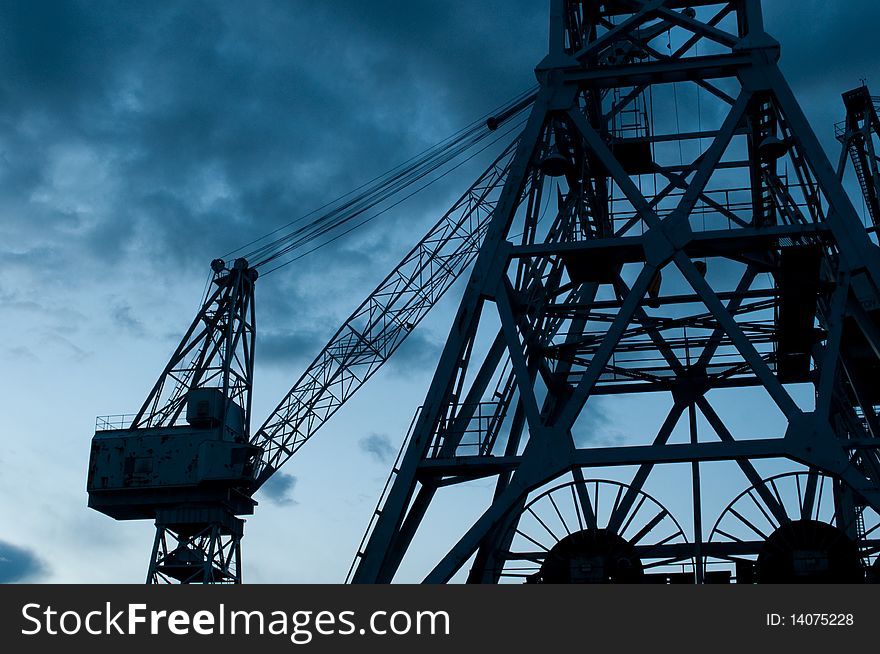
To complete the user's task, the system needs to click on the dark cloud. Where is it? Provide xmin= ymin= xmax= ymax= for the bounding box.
xmin=0 ymin=0 xmax=541 ymax=295
xmin=767 ymin=2 xmax=880 ymax=86
xmin=13 ymin=1 xmax=870 ymax=374
xmin=385 ymin=328 xmax=444 ymax=378
xmin=254 ymin=272 xmax=342 ymax=369
xmin=257 ymin=328 xmax=325 ymax=370
xmin=110 ymin=301 xmax=145 ymax=336
xmin=5 ymin=345 xmax=38 ymax=362
xmin=0 ymin=0 xmax=876 ymax=585
xmin=0 ymin=541 xmax=47 ymax=583
xmin=359 ymin=433 xmax=395 ymax=464
xmin=0 ymin=1 xmax=874 ymax=287
xmin=0 ymin=3 xmax=870 ymax=363
xmin=253 ymin=244 xmax=450 ymax=376
xmin=260 ymin=472 xmax=298 ymax=506
xmin=572 ymin=397 xmax=625 ymax=448
xmin=764 ymin=3 xmax=880 ymax=157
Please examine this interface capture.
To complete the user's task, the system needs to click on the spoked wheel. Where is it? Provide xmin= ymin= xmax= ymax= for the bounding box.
xmin=498 ymin=479 xmax=692 ymax=583
xmin=707 ymin=471 xmax=880 ymax=583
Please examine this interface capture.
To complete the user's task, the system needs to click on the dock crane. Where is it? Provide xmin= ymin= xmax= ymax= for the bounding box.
xmin=86 ymin=91 xmax=533 ymax=583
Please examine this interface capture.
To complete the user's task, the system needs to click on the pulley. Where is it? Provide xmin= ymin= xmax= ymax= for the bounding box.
xmin=532 ymin=529 xmax=644 ymax=583
xmin=758 ymin=135 xmax=789 ymax=161
xmin=756 ymin=519 xmax=864 ymax=583
xmin=540 ymin=145 xmax=571 ymax=177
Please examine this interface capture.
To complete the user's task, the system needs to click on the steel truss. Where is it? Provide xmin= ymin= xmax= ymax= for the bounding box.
xmin=148 ymin=509 xmax=244 ymax=584
xmin=250 ymin=143 xmax=521 ymax=486
xmin=133 ymin=257 xmax=258 ymax=433
xmin=92 ymin=105 xmax=524 ymax=581
xmin=837 ymin=85 xmax=880 ymax=228
xmin=350 ymin=0 xmax=880 ymax=583
xmin=135 ymin=258 xmax=257 ymax=583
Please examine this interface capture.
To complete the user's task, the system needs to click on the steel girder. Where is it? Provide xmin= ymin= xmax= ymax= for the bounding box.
xmin=132 ymin=258 xmax=257 ymax=584
xmin=837 ymin=85 xmax=880 ymax=228
xmin=131 ymin=258 xmax=258 ymax=434
xmin=250 ymin=144 xmax=521 ymax=487
xmin=351 ymin=0 xmax=880 ymax=584
xmin=148 ymin=511 xmax=244 ymax=584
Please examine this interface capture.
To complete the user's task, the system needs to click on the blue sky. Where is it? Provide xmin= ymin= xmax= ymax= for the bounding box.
xmin=1 ymin=1 xmax=879 ymax=583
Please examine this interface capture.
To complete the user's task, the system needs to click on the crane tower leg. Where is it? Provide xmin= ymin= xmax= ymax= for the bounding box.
xmin=352 ymin=0 xmax=880 ymax=584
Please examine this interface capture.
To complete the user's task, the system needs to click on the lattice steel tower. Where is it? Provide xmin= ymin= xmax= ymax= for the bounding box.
xmin=350 ymin=0 xmax=880 ymax=583
xmin=88 ymin=258 xmax=259 ymax=583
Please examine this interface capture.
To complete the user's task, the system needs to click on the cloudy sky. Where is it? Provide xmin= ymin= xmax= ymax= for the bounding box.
xmin=1 ymin=1 xmax=878 ymax=584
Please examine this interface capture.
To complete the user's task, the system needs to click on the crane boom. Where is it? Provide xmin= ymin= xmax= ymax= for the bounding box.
xmin=251 ymin=139 xmax=521 ymax=487
xmin=86 ymin=98 xmax=530 ymax=582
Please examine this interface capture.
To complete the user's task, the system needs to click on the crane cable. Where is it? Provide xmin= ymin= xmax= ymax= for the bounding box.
xmin=259 ymin=117 xmax=528 ymax=276
xmin=249 ymin=124 xmax=490 ymax=267
xmin=219 ymin=86 xmax=538 ymax=273
xmin=246 ymin=90 xmax=534 ymax=269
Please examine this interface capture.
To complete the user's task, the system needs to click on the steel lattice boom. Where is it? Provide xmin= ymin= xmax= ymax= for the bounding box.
xmin=251 ymin=142 xmax=521 ymax=487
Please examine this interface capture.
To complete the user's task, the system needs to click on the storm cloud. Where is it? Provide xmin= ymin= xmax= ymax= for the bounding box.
xmin=1 ymin=1 xmax=878 ymax=583
xmin=359 ymin=433 xmax=396 ymax=464
xmin=0 ymin=541 xmax=47 ymax=583
xmin=260 ymin=472 xmax=298 ymax=506
xmin=0 ymin=1 xmax=543 ymax=283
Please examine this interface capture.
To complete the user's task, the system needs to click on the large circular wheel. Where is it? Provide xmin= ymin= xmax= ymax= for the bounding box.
xmin=498 ymin=478 xmax=691 ymax=583
xmin=537 ymin=528 xmax=644 ymax=583
xmin=756 ymin=519 xmax=862 ymax=583
xmin=707 ymin=471 xmax=880 ymax=583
